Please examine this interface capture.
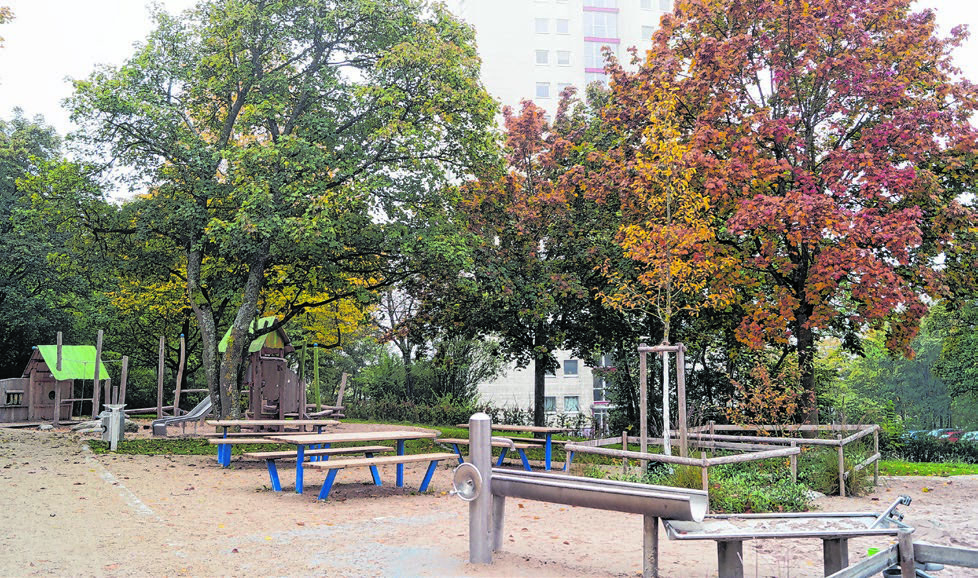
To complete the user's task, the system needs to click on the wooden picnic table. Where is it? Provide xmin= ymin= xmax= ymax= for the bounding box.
xmin=264 ymin=430 xmax=439 ymax=494
xmin=206 ymin=419 xmax=339 ymax=467
xmin=456 ymin=423 xmax=570 ymax=470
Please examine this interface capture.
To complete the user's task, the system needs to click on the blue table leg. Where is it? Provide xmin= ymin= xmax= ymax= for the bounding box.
xmin=295 ymin=444 xmax=305 ymax=494
xmin=266 ymin=459 xmax=281 ymax=491
xmin=396 ymin=440 xmax=405 ymax=487
xmin=321 ymin=442 xmax=331 ymax=462
xmin=496 ymin=447 xmax=509 ymax=466
xmin=419 ymin=460 xmax=440 ymax=491
xmin=366 ymin=452 xmax=381 ymax=485
xmin=451 ymin=443 xmax=464 ymax=465
xmin=219 ymin=427 xmax=230 ymax=467
xmin=318 ymin=469 xmax=339 ymax=500
xmin=518 ymin=449 xmax=532 ymax=472
xmin=564 ymin=451 xmax=575 ymax=472
xmin=545 ymin=434 xmax=553 ymax=471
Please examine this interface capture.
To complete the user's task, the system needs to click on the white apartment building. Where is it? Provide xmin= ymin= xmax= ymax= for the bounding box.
xmin=444 ymin=0 xmax=673 ymax=118
xmin=442 ymin=2 xmax=668 ymax=423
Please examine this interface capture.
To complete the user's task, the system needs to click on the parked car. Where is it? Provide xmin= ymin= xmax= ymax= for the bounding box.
xmin=957 ymin=431 xmax=978 ymax=443
xmin=927 ymin=428 xmax=957 ymax=438
xmin=940 ymin=430 xmax=965 ymax=442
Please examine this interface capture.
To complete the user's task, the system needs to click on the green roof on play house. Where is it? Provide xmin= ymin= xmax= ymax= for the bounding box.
xmin=217 ymin=316 xmax=289 ymax=354
xmin=26 ymin=345 xmax=108 ymax=381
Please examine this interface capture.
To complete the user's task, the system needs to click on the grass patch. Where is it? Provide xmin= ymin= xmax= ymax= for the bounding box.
xmin=879 ymin=460 xmax=978 ymax=477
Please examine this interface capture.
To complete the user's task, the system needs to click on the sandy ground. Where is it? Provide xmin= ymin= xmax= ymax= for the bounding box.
xmin=1 ymin=422 xmax=977 ymax=577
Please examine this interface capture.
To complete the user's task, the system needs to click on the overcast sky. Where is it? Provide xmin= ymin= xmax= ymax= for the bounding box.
xmin=0 ymin=0 xmax=974 ymax=138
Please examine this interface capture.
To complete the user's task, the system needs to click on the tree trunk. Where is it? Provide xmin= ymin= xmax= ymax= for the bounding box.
xmin=795 ymin=307 xmax=819 ymax=427
xmin=532 ymin=331 xmax=547 ymax=427
xmin=187 ymin=247 xmax=221 ymax=417
xmin=217 ymin=248 xmax=270 ymax=419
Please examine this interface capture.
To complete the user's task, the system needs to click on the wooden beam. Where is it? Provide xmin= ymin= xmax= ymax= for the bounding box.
xmin=91 ymin=330 xmax=103 ymax=419
xmin=119 ymin=356 xmax=129 ymax=406
xmin=56 ymin=332 xmax=63 ymax=371
xmin=173 ymin=334 xmax=185 ymax=416
xmin=156 ymin=336 xmax=165 ymax=417
xmin=677 ymin=345 xmax=687 ymax=458
xmin=639 ymin=343 xmax=648 ymax=470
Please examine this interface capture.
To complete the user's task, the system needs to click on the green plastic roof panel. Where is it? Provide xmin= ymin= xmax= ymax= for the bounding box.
xmin=218 ymin=316 xmax=285 ymax=354
xmin=35 ymin=345 xmax=107 ymax=381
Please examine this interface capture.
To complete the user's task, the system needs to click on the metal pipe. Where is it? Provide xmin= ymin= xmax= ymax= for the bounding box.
xmin=490 ymin=471 xmax=707 ymax=522
xmin=469 ymin=413 xmax=493 ymax=564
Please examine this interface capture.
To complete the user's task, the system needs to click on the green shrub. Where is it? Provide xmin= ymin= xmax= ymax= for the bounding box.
xmin=797 ymin=447 xmax=873 ymax=496
xmin=891 ymin=437 xmax=978 ymax=464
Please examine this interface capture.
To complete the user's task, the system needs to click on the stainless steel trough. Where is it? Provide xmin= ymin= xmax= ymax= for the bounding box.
xmin=455 ymin=413 xmax=708 ymax=578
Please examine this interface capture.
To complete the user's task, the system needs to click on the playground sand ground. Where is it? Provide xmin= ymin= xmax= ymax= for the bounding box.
xmin=1 ymin=424 xmax=977 ymax=577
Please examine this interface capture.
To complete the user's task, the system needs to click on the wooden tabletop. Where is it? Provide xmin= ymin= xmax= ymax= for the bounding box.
xmin=264 ymin=430 xmax=438 ymax=445
xmin=456 ymin=424 xmax=570 ymax=433
xmin=206 ymin=419 xmax=339 ymax=427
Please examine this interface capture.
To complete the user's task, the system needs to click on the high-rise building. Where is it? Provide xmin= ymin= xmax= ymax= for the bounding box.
xmin=445 ymin=0 xmax=673 ymax=116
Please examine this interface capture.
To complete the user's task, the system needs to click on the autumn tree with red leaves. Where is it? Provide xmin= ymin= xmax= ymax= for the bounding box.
xmin=599 ymin=0 xmax=978 ymax=422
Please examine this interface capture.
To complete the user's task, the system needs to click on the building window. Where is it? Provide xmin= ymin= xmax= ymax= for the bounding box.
xmin=564 ymin=396 xmax=580 ymax=412
xmin=585 ymin=41 xmax=616 ymax=69
xmin=556 ymin=18 xmax=570 ymax=34
xmin=641 ymin=0 xmax=652 ymax=9
xmin=556 ymin=50 xmax=571 ymax=66
xmin=563 ymin=359 xmax=579 ymax=376
xmin=642 ymin=25 xmax=655 ymax=39
xmin=585 ymin=72 xmax=608 ymax=86
xmin=536 ymin=82 xmax=551 ymax=99
xmin=584 ymin=12 xmax=617 ymax=38
xmin=584 ymin=0 xmax=617 ymax=7
xmin=660 ymin=0 xmax=672 ymax=10
xmin=536 ymin=49 xmax=550 ymax=65
xmin=593 ymin=353 xmax=613 ymax=403
xmin=544 ymin=396 xmax=557 ymax=412
xmin=535 ymin=18 xmax=549 ymax=34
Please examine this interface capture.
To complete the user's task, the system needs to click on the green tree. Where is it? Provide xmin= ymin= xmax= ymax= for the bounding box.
xmin=0 ymin=111 xmax=73 ymax=376
xmin=65 ymin=0 xmax=496 ymax=417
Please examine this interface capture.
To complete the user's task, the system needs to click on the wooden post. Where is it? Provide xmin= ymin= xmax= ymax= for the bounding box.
xmin=91 ymin=330 xmax=104 ymax=418
xmin=335 ymin=372 xmax=348 ymax=407
xmin=622 ymin=430 xmax=629 ymax=474
xmin=677 ymin=344 xmax=688 ymax=458
xmin=103 ymin=377 xmax=112 ymax=408
xmin=27 ymin=352 xmax=36 ymax=421
xmin=156 ymin=336 xmax=165 ymax=417
xmin=56 ymin=332 xmax=63 ymax=371
xmin=313 ymin=343 xmax=321 ymax=412
xmin=661 ymin=349 xmax=671 ymax=456
xmin=701 ymin=452 xmax=709 ymax=494
xmin=119 ymin=356 xmax=129 ymax=406
xmin=643 ymin=515 xmax=659 ymax=578
xmin=873 ymin=427 xmax=879 ymax=486
xmin=790 ymin=440 xmax=798 ymax=483
xmin=639 ymin=343 xmax=648 ymax=470
xmin=897 ymin=529 xmax=915 ymax=578
xmin=52 ymin=380 xmax=62 ymax=426
xmin=708 ymin=421 xmax=716 ymax=459
xmin=173 ymin=334 xmax=186 ymax=416
xmin=837 ymin=434 xmax=846 ymax=498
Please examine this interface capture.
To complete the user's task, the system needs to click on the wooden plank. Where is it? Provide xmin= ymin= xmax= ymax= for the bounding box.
xmin=706 ymin=446 xmax=799 ymax=466
xmin=207 ymin=419 xmax=339 ymax=427
xmin=56 ymin=332 xmax=63 ymax=371
xmin=243 ymin=445 xmax=393 ymax=460
xmin=206 ymin=437 xmax=282 ymax=445
xmin=840 ymin=425 xmax=878 ymax=446
xmin=267 ymin=430 xmax=437 ymax=445
xmin=306 ymin=452 xmax=457 ymax=470
xmin=119 ymin=356 xmax=129 ymax=406
xmin=91 ymin=329 xmax=103 ymax=418
xmin=564 ymin=444 xmax=704 ymax=467
xmin=898 ymin=530 xmax=915 ymax=577
xmin=156 ymin=336 xmax=165 ymax=418
xmin=686 ymin=432 xmax=841 ymax=446
xmin=455 ymin=424 xmax=570 ymax=433
xmin=435 ymin=438 xmax=534 ymax=449
xmin=173 ymin=334 xmax=186 ymax=416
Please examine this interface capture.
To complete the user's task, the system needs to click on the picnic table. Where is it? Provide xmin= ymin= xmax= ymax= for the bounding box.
xmin=264 ymin=430 xmax=439 ymax=495
xmin=206 ymin=419 xmax=339 ymax=467
xmin=457 ymin=423 xmax=570 ymax=471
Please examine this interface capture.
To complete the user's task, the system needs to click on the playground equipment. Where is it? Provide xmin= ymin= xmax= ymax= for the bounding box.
xmin=453 ymin=413 xmax=708 ymax=576
xmin=151 ymin=395 xmax=213 ymax=436
xmin=1 ymin=330 xmax=128 ymax=425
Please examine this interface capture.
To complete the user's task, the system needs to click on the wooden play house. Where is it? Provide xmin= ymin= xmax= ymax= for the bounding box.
xmin=0 ymin=345 xmax=107 ymax=424
xmin=218 ymin=317 xmax=306 ymax=421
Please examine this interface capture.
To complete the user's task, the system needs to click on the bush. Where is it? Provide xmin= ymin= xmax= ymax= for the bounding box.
xmin=797 ymin=446 xmax=874 ymax=496
xmin=891 ymin=437 xmax=978 ymax=464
